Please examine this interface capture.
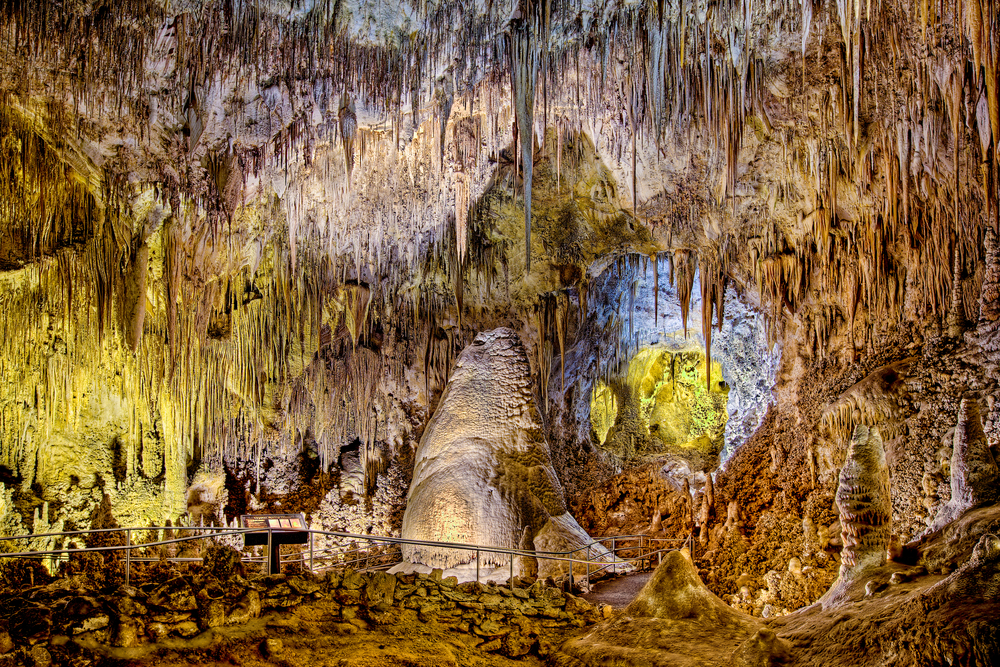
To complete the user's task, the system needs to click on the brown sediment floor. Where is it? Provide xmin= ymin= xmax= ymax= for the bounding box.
xmin=581 ymin=573 xmax=653 ymax=609
xmin=134 ymin=614 xmax=548 ymax=667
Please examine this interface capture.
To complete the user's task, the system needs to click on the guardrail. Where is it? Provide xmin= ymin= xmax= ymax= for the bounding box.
xmin=0 ymin=525 xmax=693 ymax=592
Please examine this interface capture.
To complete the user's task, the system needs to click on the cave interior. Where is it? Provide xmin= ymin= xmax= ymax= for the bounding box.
xmin=0 ymin=0 xmax=999 ymax=665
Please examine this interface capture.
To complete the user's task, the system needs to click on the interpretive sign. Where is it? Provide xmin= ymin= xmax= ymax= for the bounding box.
xmin=239 ymin=513 xmax=309 ymax=574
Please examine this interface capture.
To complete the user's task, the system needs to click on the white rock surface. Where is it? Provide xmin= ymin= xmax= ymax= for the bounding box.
xmin=400 ymin=327 xmax=609 ymax=578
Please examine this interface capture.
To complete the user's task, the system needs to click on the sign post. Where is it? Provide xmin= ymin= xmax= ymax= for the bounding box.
xmin=240 ymin=514 xmax=308 ymax=575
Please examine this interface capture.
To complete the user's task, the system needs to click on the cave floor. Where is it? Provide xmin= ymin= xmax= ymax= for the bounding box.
xmin=73 ymin=600 xmax=558 ymax=667
xmin=581 ymin=572 xmax=653 ymax=609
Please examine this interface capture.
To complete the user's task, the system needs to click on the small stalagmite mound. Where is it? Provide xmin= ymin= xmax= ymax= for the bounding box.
xmin=625 ymin=549 xmax=753 ymax=628
xmin=927 ymin=533 xmax=1000 ymax=602
xmin=928 ymin=397 xmax=1000 ymax=533
xmin=553 ymin=550 xmax=791 ymax=667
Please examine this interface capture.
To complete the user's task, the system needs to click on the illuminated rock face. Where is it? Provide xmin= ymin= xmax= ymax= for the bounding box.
xmin=400 ymin=327 xmax=598 ymax=573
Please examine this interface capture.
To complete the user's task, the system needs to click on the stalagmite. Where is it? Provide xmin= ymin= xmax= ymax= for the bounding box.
xmin=397 ymin=328 xmax=610 ymax=579
xmin=0 ymin=4 xmax=998 ymax=661
xmin=975 ymin=226 xmax=1000 ymax=338
xmin=836 ymin=424 xmax=892 ymax=575
xmin=821 ymin=424 xmax=892 ymax=607
xmin=928 ymin=398 xmax=1000 ymax=533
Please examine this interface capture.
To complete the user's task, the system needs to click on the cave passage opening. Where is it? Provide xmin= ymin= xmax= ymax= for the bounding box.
xmin=584 ymin=258 xmax=778 ymax=473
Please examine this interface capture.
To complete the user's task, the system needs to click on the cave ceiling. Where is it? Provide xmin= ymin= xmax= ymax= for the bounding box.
xmin=0 ymin=0 xmax=997 ymax=499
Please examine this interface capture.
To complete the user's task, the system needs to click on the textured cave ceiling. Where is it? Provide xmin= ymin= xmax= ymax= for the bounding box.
xmin=0 ymin=0 xmax=997 ymax=519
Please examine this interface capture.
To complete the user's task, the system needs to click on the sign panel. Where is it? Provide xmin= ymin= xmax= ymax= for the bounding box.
xmin=239 ymin=513 xmax=307 ymax=531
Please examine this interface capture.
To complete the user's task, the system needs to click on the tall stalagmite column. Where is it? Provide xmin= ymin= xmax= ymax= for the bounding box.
xmin=835 ymin=424 xmax=893 ymax=577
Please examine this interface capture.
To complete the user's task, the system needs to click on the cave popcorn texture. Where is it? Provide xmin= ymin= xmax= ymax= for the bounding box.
xmin=400 ymin=327 xmax=608 ymax=578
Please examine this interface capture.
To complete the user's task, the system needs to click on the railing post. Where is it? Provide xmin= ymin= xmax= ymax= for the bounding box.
xmin=124 ymin=528 xmax=131 ymax=588
xmin=267 ymin=528 xmax=273 ymax=576
xmin=568 ymin=553 xmax=574 ymax=593
xmin=475 ymin=549 xmax=480 ymax=583
xmin=585 ymin=543 xmax=590 ymax=590
xmin=509 ymin=550 xmax=514 ymax=591
xmin=309 ymin=530 xmax=314 ymax=574
xmin=611 ymin=537 xmax=616 ymax=575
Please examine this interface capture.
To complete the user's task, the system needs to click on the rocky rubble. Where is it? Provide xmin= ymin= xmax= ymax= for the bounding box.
xmin=0 ymin=546 xmax=604 ymax=666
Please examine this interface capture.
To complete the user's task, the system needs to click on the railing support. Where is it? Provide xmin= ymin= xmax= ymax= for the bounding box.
xmin=0 ymin=528 xmax=689 ymax=585
xmin=124 ymin=528 xmax=131 ymax=588
xmin=568 ymin=554 xmax=574 ymax=593
xmin=266 ymin=528 xmax=273 ymax=575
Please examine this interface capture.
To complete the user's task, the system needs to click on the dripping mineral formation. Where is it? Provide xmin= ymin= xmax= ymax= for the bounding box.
xmin=0 ymin=0 xmax=999 ymax=665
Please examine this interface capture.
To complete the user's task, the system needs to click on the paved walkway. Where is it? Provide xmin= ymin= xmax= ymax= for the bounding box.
xmin=581 ymin=572 xmax=653 ymax=608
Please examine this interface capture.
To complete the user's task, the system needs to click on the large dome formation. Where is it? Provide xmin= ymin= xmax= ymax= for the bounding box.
xmin=0 ymin=0 xmax=999 ymax=665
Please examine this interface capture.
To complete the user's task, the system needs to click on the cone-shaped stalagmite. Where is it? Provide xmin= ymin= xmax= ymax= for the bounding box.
xmin=398 ymin=328 xmax=610 ymax=579
xmin=978 ymin=228 xmax=1000 ymax=329
xmin=818 ymin=424 xmax=892 ymax=608
xmin=929 ymin=398 xmax=1000 ymax=532
xmin=556 ymin=549 xmax=790 ymax=665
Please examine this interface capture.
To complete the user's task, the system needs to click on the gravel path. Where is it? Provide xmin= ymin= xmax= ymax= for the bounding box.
xmin=581 ymin=572 xmax=653 ymax=609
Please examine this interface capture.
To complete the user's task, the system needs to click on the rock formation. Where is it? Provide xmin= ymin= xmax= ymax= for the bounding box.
xmin=834 ymin=425 xmax=893 ymax=577
xmin=553 ymin=549 xmax=791 ymax=666
xmin=927 ymin=532 xmax=1000 ymax=602
xmin=975 ymin=227 xmax=1000 ymax=338
xmin=0 ymin=1 xmax=998 ymax=664
xmin=398 ymin=327 xmax=608 ymax=579
xmin=815 ymin=424 xmax=892 ymax=607
xmin=928 ymin=398 xmax=1000 ymax=533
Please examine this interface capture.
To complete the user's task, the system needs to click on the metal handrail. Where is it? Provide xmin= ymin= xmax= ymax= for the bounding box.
xmin=0 ymin=524 xmax=692 ymax=591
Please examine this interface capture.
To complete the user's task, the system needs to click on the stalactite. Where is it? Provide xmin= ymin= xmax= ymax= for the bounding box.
xmin=696 ymin=251 xmax=729 ymax=391
xmin=508 ymin=1 xmax=544 ymax=273
xmin=0 ymin=0 xmax=997 ymax=518
xmin=820 ymin=358 xmax=915 ymax=450
xmin=556 ymin=290 xmax=567 ymax=393
xmin=674 ymin=249 xmax=696 ymax=337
